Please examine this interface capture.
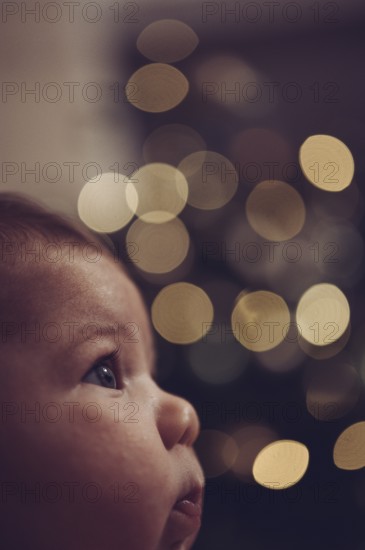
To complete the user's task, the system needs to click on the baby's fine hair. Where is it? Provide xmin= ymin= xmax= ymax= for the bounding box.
xmin=0 ymin=192 xmax=107 ymax=250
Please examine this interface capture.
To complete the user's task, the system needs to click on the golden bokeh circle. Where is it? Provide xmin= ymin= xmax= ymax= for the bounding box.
xmin=253 ymin=440 xmax=309 ymax=489
xmin=126 ymin=218 xmax=190 ymax=274
xmin=125 ymin=63 xmax=189 ymax=113
xmin=298 ymin=324 xmax=351 ymax=360
xmin=333 ymin=422 xmax=365 ymax=470
xmin=231 ymin=291 xmax=291 ymax=352
xmin=246 ymin=180 xmax=305 ymax=241
xmin=231 ymin=425 xmax=277 ymax=481
xmin=77 ymin=172 xmax=137 ymax=233
xmin=178 ymin=151 xmax=238 ymax=210
xmin=127 ymin=163 xmax=188 ymax=223
xmin=136 ymin=19 xmax=199 ymax=63
xmin=151 ymin=282 xmax=214 ymax=344
xmin=299 ymin=134 xmax=354 ymax=192
xmin=296 ymin=284 xmax=350 ymax=346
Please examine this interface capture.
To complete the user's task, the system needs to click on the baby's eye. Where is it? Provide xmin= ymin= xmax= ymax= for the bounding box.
xmin=83 ymin=364 xmax=117 ymax=389
xmin=83 ymin=361 xmax=118 ymax=389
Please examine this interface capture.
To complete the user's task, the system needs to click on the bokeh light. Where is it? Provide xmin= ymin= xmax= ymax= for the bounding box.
xmin=299 ymin=134 xmax=354 ymax=192
xmin=253 ymin=440 xmax=310 ymax=489
xmin=246 ymin=180 xmax=306 ymax=241
xmin=125 ymin=63 xmax=189 ymax=112
xmin=178 ymin=150 xmax=238 ymax=210
xmin=126 ymin=217 xmax=190 ymax=274
xmin=151 ymin=282 xmax=214 ymax=344
xmin=127 ymin=163 xmax=188 ymax=223
xmin=136 ymin=19 xmax=199 ymax=63
xmin=77 ymin=172 xmax=137 ymax=233
xmin=231 ymin=290 xmax=291 ymax=352
xmin=334 ymin=422 xmax=365 ymax=471
xmin=298 ymin=324 xmax=351 ymax=360
xmin=231 ymin=425 xmax=278 ymax=481
xmin=296 ymin=283 xmax=350 ymax=346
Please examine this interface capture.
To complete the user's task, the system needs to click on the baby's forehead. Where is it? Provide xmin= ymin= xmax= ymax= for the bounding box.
xmin=1 ymin=249 xmax=154 ymax=351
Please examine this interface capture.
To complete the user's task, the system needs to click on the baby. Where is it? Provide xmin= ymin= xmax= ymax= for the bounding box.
xmin=0 ymin=193 xmax=204 ymax=550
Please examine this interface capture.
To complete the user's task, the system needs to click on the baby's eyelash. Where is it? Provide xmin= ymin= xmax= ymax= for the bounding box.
xmin=91 ymin=345 xmax=122 ymax=386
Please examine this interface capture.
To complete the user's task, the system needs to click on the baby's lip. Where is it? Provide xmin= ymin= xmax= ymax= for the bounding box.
xmin=173 ymin=483 xmax=203 ymax=518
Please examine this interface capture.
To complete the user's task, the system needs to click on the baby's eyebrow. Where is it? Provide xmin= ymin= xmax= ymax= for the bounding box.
xmin=67 ymin=322 xmax=157 ymax=378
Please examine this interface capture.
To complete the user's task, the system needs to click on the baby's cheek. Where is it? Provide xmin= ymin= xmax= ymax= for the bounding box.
xmin=1 ymin=398 xmax=173 ymax=550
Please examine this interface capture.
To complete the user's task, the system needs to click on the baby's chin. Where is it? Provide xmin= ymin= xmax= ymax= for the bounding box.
xmin=158 ymin=513 xmax=201 ymax=550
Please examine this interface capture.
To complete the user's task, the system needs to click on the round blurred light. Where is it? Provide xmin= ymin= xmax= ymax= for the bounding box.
xmin=246 ymin=180 xmax=305 ymax=241
xmin=333 ymin=422 xmax=365 ymax=470
xmin=253 ymin=440 xmax=309 ymax=489
xmin=178 ymin=151 xmax=238 ymax=210
xmin=136 ymin=19 xmax=199 ymax=63
xmin=143 ymin=124 xmax=206 ymax=166
xmin=305 ymin=361 xmax=360 ymax=421
xmin=151 ymin=282 xmax=214 ymax=344
xmin=231 ymin=290 xmax=290 ymax=352
xmin=126 ymin=218 xmax=190 ymax=274
xmin=194 ymin=430 xmax=238 ymax=478
xmin=231 ymin=425 xmax=277 ymax=481
xmin=299 ymin=134 xmax=354 ymax=192
xmin=128 ymin=163 xmax=188 ymax=223
xmin=125 ymin=63 xmax=189 ymax=113
xmin=296 ymin=283 xmax=350 ymax=346
xmin=298 ymin=324 xmax=351 ymax=360
xmin=77 ymin=172 xmax=137 ymax=233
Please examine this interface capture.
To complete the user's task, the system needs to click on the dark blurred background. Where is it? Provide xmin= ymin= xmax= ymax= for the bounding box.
xmin=2 ymin=1 xmax=365 ymax=548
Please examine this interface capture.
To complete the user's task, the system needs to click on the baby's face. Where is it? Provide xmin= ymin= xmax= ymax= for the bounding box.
xmin=0 ymin=248 xmax=204 ymax=550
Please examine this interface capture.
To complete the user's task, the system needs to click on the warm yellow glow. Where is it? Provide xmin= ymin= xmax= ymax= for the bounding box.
xmin=125 ymin=63 xmax=189 ymax=113
xmin=296 ymin=283 xmax=350 ymax=346
xmin=246 ymin=180 xmax=305 ymax=241
xmin=231 ymin=290 xmax=290 ymax=352
xmin=253 ymin=440 xmax=309 ymax=489
xmin=299 ymin=134 xmax=354 ymax=192
xmin=151 ymin=283 xmax=214 ymax=344
xmin=231 ymin=425 xmax=277 ymax=481
xmin=137 ymin=19 xmax=199 ymax=63
xmin=333 ymin=422 xmax=365 ymax=470
xmin=127 ymin=163 xmax=188 ymax=223
xmin=77 ymin=172 xmax=137 ymax=233
xmin=178 ymin=151 xmax=238 ymax=210
xmin=143 ymin=124 xmax=206 ymax=166
xmin=299 ymin=324 xmax=351 ymax=360
xmin=126 ymin=218 xmax=190 ymax=274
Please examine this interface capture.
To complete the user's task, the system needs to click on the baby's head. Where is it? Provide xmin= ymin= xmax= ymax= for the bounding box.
xmin=0 ymin=193 xmax=204 ymax=550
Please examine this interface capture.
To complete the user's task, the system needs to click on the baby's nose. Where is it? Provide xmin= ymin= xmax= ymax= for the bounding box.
xmin=155 ymin=389 xmax=200 ymax=450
